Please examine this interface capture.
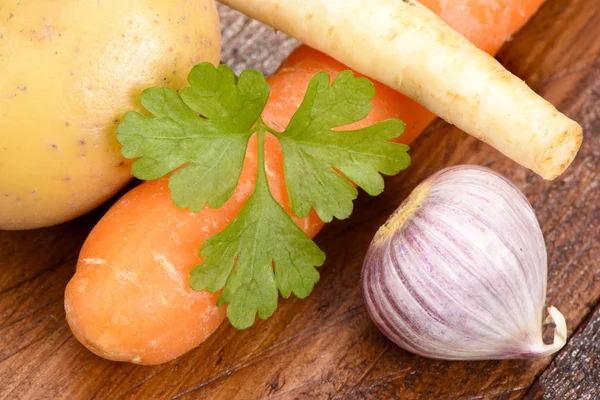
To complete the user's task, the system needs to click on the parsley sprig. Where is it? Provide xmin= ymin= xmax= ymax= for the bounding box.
xmin=117 ymin=63 xmax=410 ymax=329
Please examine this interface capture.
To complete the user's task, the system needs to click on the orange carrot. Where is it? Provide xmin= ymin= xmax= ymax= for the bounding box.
xmin=65 ymin=1 xmax=549 ymax=364
xmin=420 ymin=0 xmax=547 ymax=55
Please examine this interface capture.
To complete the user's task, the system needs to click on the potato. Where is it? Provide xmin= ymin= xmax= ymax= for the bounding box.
xmin=0 ymin=0 xmax=221 ymax=230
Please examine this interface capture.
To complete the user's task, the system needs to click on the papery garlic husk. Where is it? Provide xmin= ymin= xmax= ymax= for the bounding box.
xmin=361 ymin=165 xmax=567 ymax=360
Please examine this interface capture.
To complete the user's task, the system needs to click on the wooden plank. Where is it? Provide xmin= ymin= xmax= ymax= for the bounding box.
xmin=0 ymin=1 xmax=598 ymax=399
xmin=526 ymin=303 xmax=600 ymax=399
xmin=218 ymin=5 xmax=299 ymax=76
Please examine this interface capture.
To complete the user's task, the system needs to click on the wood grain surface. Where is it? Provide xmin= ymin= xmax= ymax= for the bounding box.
xmin=1 ymin=0 xmax=599 ymax=399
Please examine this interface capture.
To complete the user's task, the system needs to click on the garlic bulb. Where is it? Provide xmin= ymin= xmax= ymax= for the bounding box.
xmin=361 ymin=165 xmax=567 ymax=360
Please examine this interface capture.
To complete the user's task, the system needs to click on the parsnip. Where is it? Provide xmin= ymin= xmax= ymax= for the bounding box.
xmin=219 ymin=0 xmax=582 ymax=179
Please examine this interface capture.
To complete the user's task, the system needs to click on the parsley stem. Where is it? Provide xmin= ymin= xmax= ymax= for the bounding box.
xmin=256 ymin=119 xmax=267 ymax=185
xmin=263 ymin=125 xmax=280 ymax=136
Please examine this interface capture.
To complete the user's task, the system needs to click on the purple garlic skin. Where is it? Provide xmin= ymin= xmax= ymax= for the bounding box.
xmin=361 ymin=165 xmax=566 ymax=360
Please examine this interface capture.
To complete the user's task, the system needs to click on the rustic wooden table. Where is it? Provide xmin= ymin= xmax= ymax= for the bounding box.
xmin=1 ymin=1 xmax=599 ymax=398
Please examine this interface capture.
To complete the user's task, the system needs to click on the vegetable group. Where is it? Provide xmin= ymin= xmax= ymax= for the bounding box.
xmin=361 ymin=166 xmax=567 ymax=360
xmin=64 ymin=0 xmax=564 ymax=364
xmin=0 ymin=0 xmax=220 ymax=230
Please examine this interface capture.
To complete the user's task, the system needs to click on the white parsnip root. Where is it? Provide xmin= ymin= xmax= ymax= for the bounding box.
xmin=220 ymin=0 xmax=583 ymax=179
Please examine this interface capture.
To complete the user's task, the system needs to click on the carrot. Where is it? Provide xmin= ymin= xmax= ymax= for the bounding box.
xmin=64 ymin=54 xmax=376 ymax=365
xmin=65 ymin=1 xmax=551 ymax=364
xmin=420 ymin=0 xmax=548 ymax=55
xmin=220 ymin=0 xmax=582 ymax=180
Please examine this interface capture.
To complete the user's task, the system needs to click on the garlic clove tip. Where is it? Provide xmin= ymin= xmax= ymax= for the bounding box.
xmin=547 ymin=306 xmax=567 ymax=351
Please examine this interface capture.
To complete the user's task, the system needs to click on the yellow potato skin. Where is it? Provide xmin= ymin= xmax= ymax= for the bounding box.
xmin=0 ymin=0 xmax=221 ymax=230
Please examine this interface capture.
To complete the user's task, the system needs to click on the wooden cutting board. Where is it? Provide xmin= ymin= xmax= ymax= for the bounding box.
xmin=1 ymin=0 xmax=598 ymax=398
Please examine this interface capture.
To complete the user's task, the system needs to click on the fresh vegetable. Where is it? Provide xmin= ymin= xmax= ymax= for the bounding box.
xmin=65 ymin=0 xmax=553 ymax=365
xmin=361 ymin=165 xmax=567 ymax=360
xmin=0 ymin=0 xmax=221 ymax=230
xmin=220 ymin=0 xmax=583 ymax=180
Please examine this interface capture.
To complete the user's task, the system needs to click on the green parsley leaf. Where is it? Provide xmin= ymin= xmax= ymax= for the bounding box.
xmin=277 ymin=71 xmax=410 ymax=222
xmin=117 ymin=63 xmax=411 ymax=329
xmin=116 ymin=63 xmax=270 ymax=211
xmin=190 ymin=126 xmax=325 ymax=329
